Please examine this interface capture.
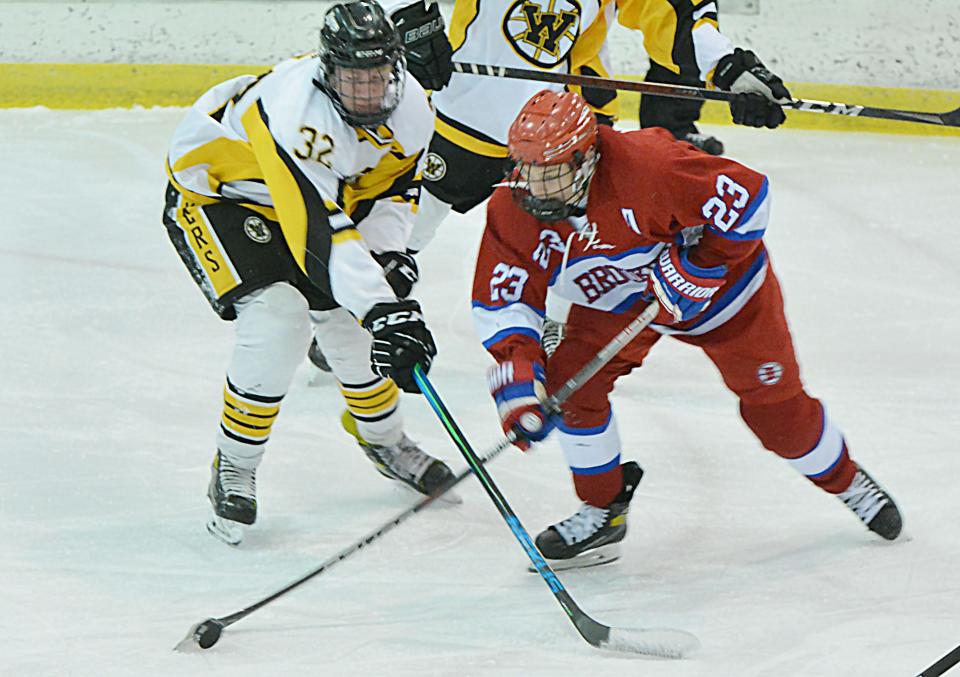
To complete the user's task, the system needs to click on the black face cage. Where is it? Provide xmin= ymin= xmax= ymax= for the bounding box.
xmin=507 ymin=147 xmax=598 ymax=222
xmin=319 ymin=52 xmax=406 ymax=128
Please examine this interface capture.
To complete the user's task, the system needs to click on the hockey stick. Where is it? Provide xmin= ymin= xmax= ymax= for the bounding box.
xmin=175 ymin=437 xmax=512 ymax=652
xmin=917 ymin=642 xmax=960 ymax=677
xmin=412 ymin=302 xmax=699 ymax=658
xmin=452 ymin=62 xmax=960 ymax=128
xmin=175 ymin=300 xmax=662 ymax=653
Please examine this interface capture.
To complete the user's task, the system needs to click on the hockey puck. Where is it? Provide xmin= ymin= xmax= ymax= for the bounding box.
xmin=193 ymin=619 xmax=224 ymax=649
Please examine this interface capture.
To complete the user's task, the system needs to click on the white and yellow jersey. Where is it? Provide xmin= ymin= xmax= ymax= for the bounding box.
xmin=430 ymin=0 xmax=732 ymax=155
xmin=431 ymin=0 xmax=618 ymax=154
xmin=617 ymin=0 xmax=732 ymax=82
xmin=166 ymin=54 xmax=435 ymax=321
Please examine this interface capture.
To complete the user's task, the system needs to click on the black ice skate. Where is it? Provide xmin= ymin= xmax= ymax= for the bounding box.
xmin=533 ymin=461 xmax=644 ymax=572
xmin=837 ymin=464 xmax=902 ymax=540
xmin=340 ymin=411 xmax=459 ymax=502
xmin=674 ymin=126 xmax=724 ymax=156
xmin=206 ymin=450 xmax=257 ymax=546
xmin=307 ymin=338 xmax=332 ymax=372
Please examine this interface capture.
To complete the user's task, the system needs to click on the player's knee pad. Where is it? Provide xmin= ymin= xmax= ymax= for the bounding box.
xmin=230 ymin=283 xmax=312 ymax=393
xmin=311 ymin=308 xmax=374 ymax=381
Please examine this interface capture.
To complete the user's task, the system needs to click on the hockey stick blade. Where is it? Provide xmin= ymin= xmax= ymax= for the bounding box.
xmin=575 ymin=613 xmax=700 ymax=658
xmin=942 ymin=106 xmax=960 ymax=127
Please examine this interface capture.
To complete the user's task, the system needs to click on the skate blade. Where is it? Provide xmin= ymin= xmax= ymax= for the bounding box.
xmin=434 ymin=489 xmax=462 ymax=505
xmin=206 ymin=514 xmax=245 ymax=547
xmin=528 ymin=543 xmax=621 ymax=573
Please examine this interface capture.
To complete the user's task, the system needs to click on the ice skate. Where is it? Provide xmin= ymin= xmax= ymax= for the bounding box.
xmin=206 ymin=450 xmax=257 ymax=546
xmin=307 ymin=338 xmax=332 ymax=387
xmin=837 ymin=464 xmax=902 ymax=540
xmin=532 ymin=462 xmax=643 ymax=572
xmin=341 ymin=411 xmax=460 ymax=503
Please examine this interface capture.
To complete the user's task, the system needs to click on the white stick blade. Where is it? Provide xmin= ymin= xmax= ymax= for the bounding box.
xmin=601 ymin=627 xmax=701 ymax=659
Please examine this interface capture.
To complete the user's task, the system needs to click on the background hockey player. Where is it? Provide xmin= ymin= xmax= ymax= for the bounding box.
xmin=163 ymin=0 xmax=450 ymax=545
xmin=472 ymin=90 xmax=902 ymax=569
xmin=404 ymin=0 xmax=791 ymax=255
xmin=626 ymin=0 xmax=790 ymax=155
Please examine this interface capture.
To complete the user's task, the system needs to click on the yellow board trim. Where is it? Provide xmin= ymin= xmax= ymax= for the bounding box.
xmin=0 ymin=63 xmax=268 ymax=109
xmin=2 ymin=63 xmax=958 ymax=137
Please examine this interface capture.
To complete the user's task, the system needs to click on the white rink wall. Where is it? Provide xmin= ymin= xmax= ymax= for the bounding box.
xmin=3 ymin=0 xmax=960 ymax=88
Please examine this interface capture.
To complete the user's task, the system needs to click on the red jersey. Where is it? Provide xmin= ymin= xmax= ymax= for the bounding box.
xmin=472 ymin=125 xmax=772 ymax=364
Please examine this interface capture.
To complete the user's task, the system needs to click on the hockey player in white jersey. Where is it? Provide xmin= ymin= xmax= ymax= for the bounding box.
xmin=163 ymin=0 xmax=454 ymax=545
xmin=405 ymin=0 xmax=791 ymax=253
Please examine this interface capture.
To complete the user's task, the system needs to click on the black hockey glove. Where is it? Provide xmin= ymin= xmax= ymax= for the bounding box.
xmin=713 ymin=48 xmax=792 ymax=129
xmin=362 ymin=299 xmax=437 ymax=393
xmin=391 ymin=1 xmax=453 ymax=91
xmin=372 ymin=250 xmax=419 ymax=299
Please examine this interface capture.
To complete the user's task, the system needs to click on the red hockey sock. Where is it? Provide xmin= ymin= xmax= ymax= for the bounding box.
xmin=572 ymin=465 xmax=623 ymax=507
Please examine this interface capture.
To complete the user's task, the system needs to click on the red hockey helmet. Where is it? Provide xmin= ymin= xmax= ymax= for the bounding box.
xmin=506 ymin=90 xmax=599 ymax=221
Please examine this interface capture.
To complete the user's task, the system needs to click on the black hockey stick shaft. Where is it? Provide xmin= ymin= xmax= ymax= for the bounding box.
xmin=917 ymin=642 xmax=960 ymax=677
xmin=413 ymin=355 xmax=696 ymax=657
xmin=293 ymin=296 xmax=657 ymax=631
xmin=176 ymin=435 xmax=512 ymax=649
xmin=410 ymin=301 xmax=698 ymax=657
xmin=414 ymin=366 xmax=613 ymax=649
xmin=177 ymin=301 xmax=660 ymax=651
xmin=452 ymin=62 xmax=960 ymax=128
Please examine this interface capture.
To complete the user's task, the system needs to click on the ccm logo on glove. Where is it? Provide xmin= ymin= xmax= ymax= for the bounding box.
xmin=367 ymin=309 xmax=424 ymax=333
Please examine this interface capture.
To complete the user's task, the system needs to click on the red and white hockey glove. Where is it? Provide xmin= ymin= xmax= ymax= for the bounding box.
xmin=645 ymin=247 xmax=727 ymax=324
xmin=487 ymin=360 xmax=555 ymax=451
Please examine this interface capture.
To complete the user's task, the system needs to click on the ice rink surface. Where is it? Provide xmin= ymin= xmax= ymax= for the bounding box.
xmin=2 ymin=107 xmax=959 ymax=676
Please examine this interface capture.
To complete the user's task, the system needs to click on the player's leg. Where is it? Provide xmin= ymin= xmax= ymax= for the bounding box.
xmin=689 ymin=264 xmax=902 ymax=540
xmin=640 ymin=61 xmax=724 ymax=156
xmin=536 ymin=304 xmax=661 ymax=569
xmin=310 ymin=307 xmax=455 ymax=496
xmin=163 ymin=185 xmax=312 ymax=543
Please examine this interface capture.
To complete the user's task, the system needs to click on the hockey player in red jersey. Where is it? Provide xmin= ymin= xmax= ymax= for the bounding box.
xmin=472 ymin=90 xmax=902 ymax=569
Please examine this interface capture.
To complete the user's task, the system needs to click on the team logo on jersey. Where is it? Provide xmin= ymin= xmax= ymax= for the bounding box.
xmin=757 ymin=361 xmax=783 ymax=385
xmin=502 ymin=0 xmax=582 ymax=68
xmin=243 ymin=216 xmax=272 ymax=244
xmin=423 ymin=152 xmax=447 ymax=181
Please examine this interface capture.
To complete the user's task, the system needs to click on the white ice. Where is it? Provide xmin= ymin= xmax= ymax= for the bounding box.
xmin=2 ymin=107 xmax=958 ymax=676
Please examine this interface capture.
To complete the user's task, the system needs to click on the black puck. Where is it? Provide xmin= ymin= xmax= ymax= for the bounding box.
xmin=193 ymin=619 xmax=224 ymax=649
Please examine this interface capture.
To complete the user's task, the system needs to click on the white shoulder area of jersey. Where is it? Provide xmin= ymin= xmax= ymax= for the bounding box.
xmin=386 ymin=73 xmax=436 ymax=155
xmin=253 ymin=55 xmax=353 ymax=148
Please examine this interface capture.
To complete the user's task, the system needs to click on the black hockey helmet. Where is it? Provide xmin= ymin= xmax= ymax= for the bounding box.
xmin=317 ymin=0 xmax=406 ymax=128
